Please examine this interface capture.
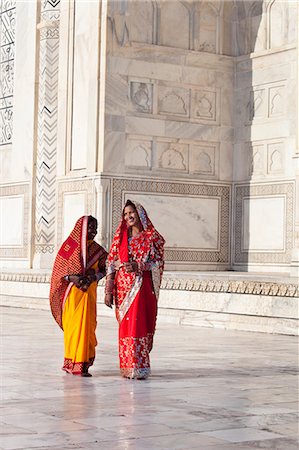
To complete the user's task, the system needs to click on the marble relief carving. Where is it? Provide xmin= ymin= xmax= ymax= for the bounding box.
xmin=157 ymin=142 xmax=187 ymax=171
xmin=129 ymin=79 xmax=219 ymax=126
xmin=125 ymin=139 xmax=152 ymax=169
xmin=1 ymin=271 xmax=298 ymax=298
xmin=190 ymin=145 xmax=216 ymax=176
xmin=0 ymin=0 xmax=16 ymax=146
xmin=111 ymin=178 xmax=230 ymax=264
xmin=267 ymin=142 xmax=284 ymax=175
xmin=268 ymin=86 xmax=284 ymax=117
xmin=158 ymin=86 xmax=189 ymax=117
xmin=130 ymin=82 xmax=153 ymax=113
xmin=192 ymin=90 xmax=216 ymax=121
xmin=126 ymin=135 xmax=219 ymax=178
xmin=247 ymin=89 xmax=265 ymax=122
xmin=247 ymin=83 xmax=285 ymax=122
xmin=248 ymin=140 xmax=285 ymax=179
xmin=250 ymin=145 xmax=265 ymax=177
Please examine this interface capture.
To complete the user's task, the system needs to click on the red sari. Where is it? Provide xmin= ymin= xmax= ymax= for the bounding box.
xmin=107 ymin=203 xmax=165 ymax=379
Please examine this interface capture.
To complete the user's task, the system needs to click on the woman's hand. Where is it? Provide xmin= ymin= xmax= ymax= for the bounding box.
xmin=104 ymin=293 xmax=113 ymax=309
xmin=123 ymin=261 xmax=138 ymax=273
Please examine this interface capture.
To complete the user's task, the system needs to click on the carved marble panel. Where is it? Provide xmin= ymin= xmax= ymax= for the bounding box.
xmin=158 ymin=86 xmax=189 ymax=117
xmin=158 ymin=1 xmax=189 ymax=50
xmin=127 ymin=0 xmax=154 ymax=45
xmin=267 ymin=142 xmax=284 ymax=175
xmin=0 ymin=183 xmax=29 ymax=259
xmin=247 ymin=89 xmax=266 ymax=122
xmin=194 ymin=2 xmax=218 ymax=53
xmin=234 ymin=183 xmax=294 ymax=264
xmin=127 ymin=193 xmax=220 ymax=250
xmin=242 ymin=196 xmax=286 ymax=251
xmin=156 ymin=141 xmax=188 ymax=172
xmin=111 ymin=178 xmax=230 ymax=264
xmin=249 ymin=144 xmax=265 ymax=178
xmin=191 ymin=89 xmax=217 ymax=122
xmin=130 ymin=81 xmax=153 ymax=114
xmin=189 ymin=144 xmax=216 ymax=176
xmin=268 ymin=85 xmax=284 ymax=118
xmin=125 ymin=138 xmax=152 ymax=169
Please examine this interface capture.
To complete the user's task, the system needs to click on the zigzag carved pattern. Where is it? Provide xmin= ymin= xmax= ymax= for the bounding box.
xmin=35 ymin=32 xmax=59 ymax=247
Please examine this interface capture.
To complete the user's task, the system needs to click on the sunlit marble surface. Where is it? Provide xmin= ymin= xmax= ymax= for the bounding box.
xmin=0 ymin=307 xmax=298 ymax=450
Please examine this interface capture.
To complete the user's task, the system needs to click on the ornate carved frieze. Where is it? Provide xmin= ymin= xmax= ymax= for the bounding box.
xmin=1 ymin=272 xmax=298 ymax=298
xmin=126 ymin=135 xmax=219 ymax=179
xmin=129 ymin=79 xmax=219 ymax=125
xmin=111 ymin=177 xmax=230 ymax=264
xmin=0 ymin=0 xmax=16 ymax=147
xmin=234 ymin=182 xmax=294 ymax=264
xmin=0 ymin=183 xmax=30 ymax=259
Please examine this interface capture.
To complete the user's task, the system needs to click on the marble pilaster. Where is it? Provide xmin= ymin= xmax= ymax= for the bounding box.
xmin=33 ymin=0 xmax=60 ymax=268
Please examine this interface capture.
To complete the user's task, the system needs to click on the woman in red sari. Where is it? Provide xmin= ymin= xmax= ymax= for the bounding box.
xmin=105 ymin=200 xmax=165 ymax=379
xmin=50 ymin=216 xmax=107 ymax=376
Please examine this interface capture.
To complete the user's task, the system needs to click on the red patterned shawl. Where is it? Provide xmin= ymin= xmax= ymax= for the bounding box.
xmin=107 ymin=202 xmax=165 ymax=321
xmin=49 ymin=216 xmax=104 ymax=329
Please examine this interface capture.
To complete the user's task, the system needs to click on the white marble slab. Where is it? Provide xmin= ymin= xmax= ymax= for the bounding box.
xmin=127 ymin=193 xmax=220 ymax=249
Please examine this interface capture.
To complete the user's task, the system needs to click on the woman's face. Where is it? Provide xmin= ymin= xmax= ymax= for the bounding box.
xmin=87 ymin=219 xmax=98 ymax=240
xmin=124 ymin=206 xmax=140 ymax=228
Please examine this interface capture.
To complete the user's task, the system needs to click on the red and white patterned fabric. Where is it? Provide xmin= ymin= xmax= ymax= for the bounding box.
xmin=107 ymin=202 xmax=165 ymax=379
xmin=49 ymin=216 xmax=106 ymax=330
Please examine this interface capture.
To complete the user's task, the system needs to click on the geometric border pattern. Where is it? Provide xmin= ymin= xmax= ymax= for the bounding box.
xmin=0 ymin=183 xmax=30 ymax=259
xmin=234 ymin=182 xmax=294 ymax=264
xmin=112 ymin=177 xmax=231 ymax=264
xmin=0 ymin=272 xmax=297 ymax=298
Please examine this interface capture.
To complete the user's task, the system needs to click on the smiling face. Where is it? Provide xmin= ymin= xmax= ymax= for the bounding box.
xmin=123 ymin=205 xmax=141 ymax=229
xmin=87 ymin=218 xmax=98 ymax=240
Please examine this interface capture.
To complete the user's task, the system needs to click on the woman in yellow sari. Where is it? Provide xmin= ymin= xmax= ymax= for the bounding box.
xmin=50 ymin=216 xmax=107 ymax=377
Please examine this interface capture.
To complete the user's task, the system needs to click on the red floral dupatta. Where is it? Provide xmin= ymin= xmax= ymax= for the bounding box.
xmin=49 ymin=216 xmax=104 ymax=329
xmin=107 ymin=202 xmax=165 ymax=323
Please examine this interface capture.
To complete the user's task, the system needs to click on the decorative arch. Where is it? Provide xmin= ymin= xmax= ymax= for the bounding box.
xmin=194 ymin=1 xmax=219 ymax=53
xmin=158 ymin=1 xmax=190 ymax=49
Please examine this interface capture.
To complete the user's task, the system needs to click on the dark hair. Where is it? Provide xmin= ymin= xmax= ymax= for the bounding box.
xmin=88 ymin=215 xmax=97 ymax=225
xmin=123 ymin=199 xmax=136 ymax=211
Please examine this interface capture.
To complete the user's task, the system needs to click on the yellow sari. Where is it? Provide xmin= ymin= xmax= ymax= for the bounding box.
xmin=62 ymin=262 xmax=98 ymax=375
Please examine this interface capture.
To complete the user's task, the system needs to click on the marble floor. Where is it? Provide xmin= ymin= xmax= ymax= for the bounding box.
xmin=0 ymin=306 xmax=298 ymax=450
